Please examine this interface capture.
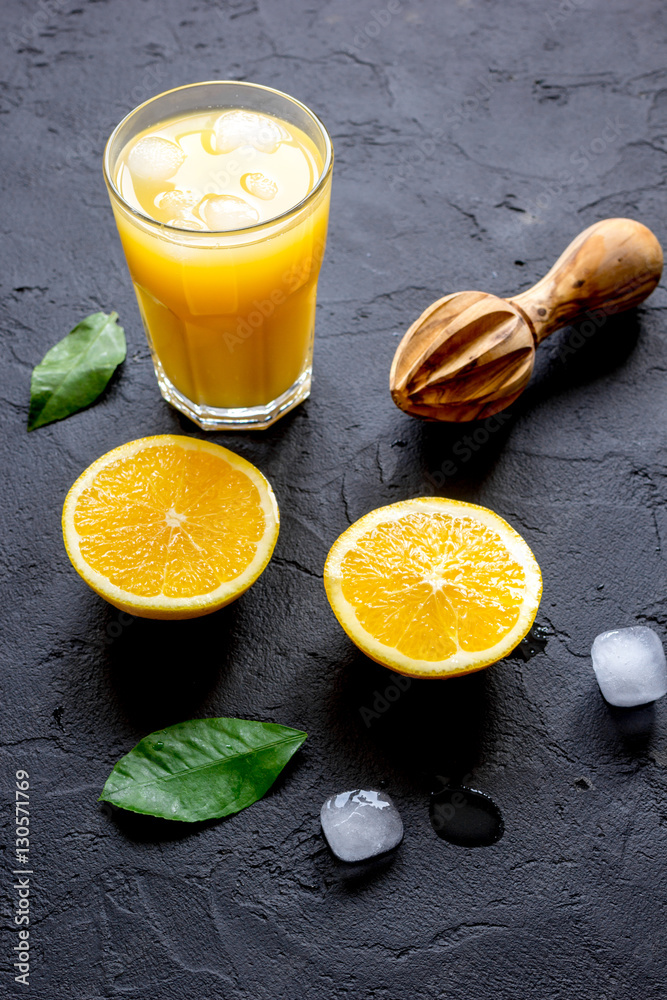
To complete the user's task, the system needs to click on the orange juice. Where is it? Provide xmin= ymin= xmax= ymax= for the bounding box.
xmin=104 ymin=83 xmax=333 ymax=429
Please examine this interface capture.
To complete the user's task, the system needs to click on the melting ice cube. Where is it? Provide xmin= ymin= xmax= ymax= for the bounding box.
xmin=213 ymin=110 xmax=286 ymax=154
xmin=201 ymin=194 xmax=259 ymax=231
xmin=591 ymin=625 xmax=667 ymax=707
xmin=128 ymin=136 xmax=185 ymax=181
xmin=165 ymin=216 xmax=204 ymax=231
xmin=320 ymin=789 xmax=404 ymax=862
xmin=156 ymin=189 xmax=198 ymax=217
xmin=242 ymin=172 xmax=278 ymax=201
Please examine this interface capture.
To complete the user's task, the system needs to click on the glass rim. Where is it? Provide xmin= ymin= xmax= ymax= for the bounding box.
xmin=103 ymin=80 xmax=334 ymax=236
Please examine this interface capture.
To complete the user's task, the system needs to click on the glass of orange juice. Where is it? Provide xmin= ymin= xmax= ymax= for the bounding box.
xmin=103 ymin=82 xmax=333 ymax=430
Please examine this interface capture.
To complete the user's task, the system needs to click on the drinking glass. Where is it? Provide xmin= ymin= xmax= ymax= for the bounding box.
xmin=104 ymin=81 xmax=333 ymax=430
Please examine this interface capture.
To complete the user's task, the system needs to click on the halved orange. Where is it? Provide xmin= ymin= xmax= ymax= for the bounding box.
xmin=324 ymin=498 xmax=542 ymax=677
xmin=62 ymin=435 xmax=279 ymax=619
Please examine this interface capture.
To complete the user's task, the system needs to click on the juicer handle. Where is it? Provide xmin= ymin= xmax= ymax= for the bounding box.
xmin=508 ymin=218 xmax=663 ymax=345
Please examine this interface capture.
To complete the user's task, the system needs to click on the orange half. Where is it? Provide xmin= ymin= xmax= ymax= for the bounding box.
xmin=62 ymin=435 xmax=279 ymax=619
xmin=324 ymin=498 xmax=542 ymax=677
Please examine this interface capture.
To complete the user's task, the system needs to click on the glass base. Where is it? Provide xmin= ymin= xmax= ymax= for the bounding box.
xmin=153 ymin=359 xmax=312 ymax=431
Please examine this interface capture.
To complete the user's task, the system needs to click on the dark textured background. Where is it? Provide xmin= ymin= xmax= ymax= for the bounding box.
xmin=2 ymin=0 xmax=667 ymax=997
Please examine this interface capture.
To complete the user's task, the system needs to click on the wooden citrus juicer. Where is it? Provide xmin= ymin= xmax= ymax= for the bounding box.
xmin=389 ymin=218 xmax=663 ymax=422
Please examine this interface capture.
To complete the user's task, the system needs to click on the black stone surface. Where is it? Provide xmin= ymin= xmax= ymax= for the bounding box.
xmin=2 ymin=1 xmax=667 ymax=997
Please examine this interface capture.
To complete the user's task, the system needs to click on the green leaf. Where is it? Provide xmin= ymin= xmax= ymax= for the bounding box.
xmin=28 ymin=311 xmax=126 ymax=431
xmin=99 ymin=718 xmax=307 ymax=822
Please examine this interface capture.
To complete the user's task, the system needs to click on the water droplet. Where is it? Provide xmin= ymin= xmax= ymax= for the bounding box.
xmin=153 ymin=741 xmax=164 ymax=750
xmin=514 ymin=623 xmax=549 ymax=661
xmin=430 ymin=785 xmax=504 ymax=847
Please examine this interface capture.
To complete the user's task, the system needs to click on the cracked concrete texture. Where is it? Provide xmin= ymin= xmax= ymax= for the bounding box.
xmin=1 ymin=0 xmax=667 ymax=996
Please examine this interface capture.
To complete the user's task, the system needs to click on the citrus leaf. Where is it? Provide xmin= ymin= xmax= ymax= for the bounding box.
xmin=99 ymin=718 xmax=307 ymax=822
xmin=28 ymin=311 xmax=126 ymax=430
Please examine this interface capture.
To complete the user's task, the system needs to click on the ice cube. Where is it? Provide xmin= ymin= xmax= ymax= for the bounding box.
xmin=165 ymin=216 xmax=204 ymax=231
xmin=127 ymin=136 xmax=185 ymax=181
xmin=213 ymin=110 xmax=285 ymax=154
xmin=242 ymin=172 xmax=278 ymax=201
xmin=156 ymin=189 xmax=198 ymax=217
xmin=591 ymin=626 xmax=667 ymax=707
xmin=320 ymin=789 xmax=404 ymax=862
xmin=201 ymin=194 xmax=259 ymax=231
